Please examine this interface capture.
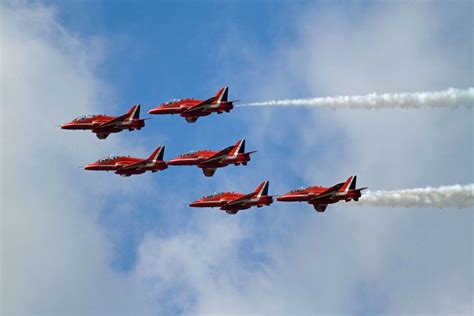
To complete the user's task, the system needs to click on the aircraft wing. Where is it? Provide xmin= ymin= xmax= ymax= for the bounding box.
xmin=309 ymin=182 xmax=344 ymax=202
xmin=225 ymin=192 xmax=255 ymax=207
xmin=183 ymin=97 xmax=216 ymax=114
xmin=120 ymin=159 xmax=147 ymax=170
xmin=200 ymin=146 xmax=234 ymax=165
xmin=94 ymin=114 xmax=128 ymax=130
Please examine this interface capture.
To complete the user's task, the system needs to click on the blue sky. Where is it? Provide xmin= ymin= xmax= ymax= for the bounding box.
xmin=50 ymin=0 xmax=289 ymax=96
xmin=45 ymin=0 xmax=340 ymax=272
xmin=2 ymin=1 xmax=472 ymax=315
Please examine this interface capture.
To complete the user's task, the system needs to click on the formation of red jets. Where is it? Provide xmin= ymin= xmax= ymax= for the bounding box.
xmin=61 ymin=87 xmax=367 ymax=214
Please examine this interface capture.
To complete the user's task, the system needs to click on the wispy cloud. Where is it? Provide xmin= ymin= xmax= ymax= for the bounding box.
xmin=1 ymin=3 xmax=152 ymax=314
xmin=140 ymin=2 xmax=473 ymax=314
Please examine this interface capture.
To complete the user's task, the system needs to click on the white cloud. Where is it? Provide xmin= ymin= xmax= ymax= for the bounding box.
xmin=134 ymin=2 xmax=473 ymax=315
xmin=2 ymin=2 xmax=471 ymax=315
xmin=1 ymin=3 xmax=153 ymax=314
xmin=135 ymin=216 xmax=249 ymax=314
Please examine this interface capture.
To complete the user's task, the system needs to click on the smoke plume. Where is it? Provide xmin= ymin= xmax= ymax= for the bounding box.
xmin=241 ymin=88 xmax=474 ymax=109
xmin=357 ymin=184 xmax=474 ymax=208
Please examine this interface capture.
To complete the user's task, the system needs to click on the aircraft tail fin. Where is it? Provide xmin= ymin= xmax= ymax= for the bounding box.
xmin=213 ymin=86 xmax=228 ymax=103
xmin=349 ymin=175 xmax=357 ymax=190
xmin=254 ymin=180 xmax=269 ymax=198
xmin=127 ymin=104 xmax=141 ymax=120
xmin=228 ymin=139 xmax=245 ymax=157
xmin=147 ymin=146 xmax=165 ymax=161
xmin=338 ymin=176 xmax=355 ymax=194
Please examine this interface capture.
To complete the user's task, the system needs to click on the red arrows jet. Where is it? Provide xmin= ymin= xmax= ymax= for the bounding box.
xmin=84 ymin=146 xmax=167 ymax=177
xmin=189 ymin=181 xmax=273 ymax=214
xmin=277 ymin=176 xmax=367 ymax=212
xmin=61 ymin=104 xmax=146 ymax=139
xmin=148 ymin=87 xmax=236 ymax=123
xmin=167 ymin=139 xmax=256 ymax=177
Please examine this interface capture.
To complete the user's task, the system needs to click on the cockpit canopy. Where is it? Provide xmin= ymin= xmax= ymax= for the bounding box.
xmin=163 ymin=99 xmax=183 ymax=105
xmin=203 ymin=192 xmax=225 ymax=199
xmin=73 ymin=114 xmax=96 ymax=121
xmin=97 ymin=155 xmax=120 ymax=162
xmin=289 ymin=187 xmax=306 ymax=193
xmin=178 ymin=150 xmax=196 ymax=157
xmin=202 ymin=191 xmax=236 ymax=199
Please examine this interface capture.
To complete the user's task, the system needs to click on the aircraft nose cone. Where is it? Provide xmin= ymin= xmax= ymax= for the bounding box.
xmin=189 ymin=201 xmax=200 ymax=207
xmin=148 ymin=106 xmax=164 ymax=114
xmin=166 ymin=158 xmax=181 ymax=165
xmin=60 ymin=123 xmax=72 ymax=129
xmin=276 ymin=195 xmax=289 ymax=201
xmin=83 ymin=163 xmax=95 ymax=170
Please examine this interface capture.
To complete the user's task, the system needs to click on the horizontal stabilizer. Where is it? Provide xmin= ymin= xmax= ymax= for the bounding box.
xmin=356 ymin=187 xmax=368 ymax=193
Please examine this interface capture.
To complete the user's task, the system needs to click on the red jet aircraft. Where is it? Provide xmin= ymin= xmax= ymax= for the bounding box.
xmin=148 ymin=87 xmax=237 ymax=123
xmin=84 ymin=146 xmax=167 ymax=177
xmin=189 ymin=181 xmax=273 ymax=214
xmin=61 ymin=104 xmax=146 ymax=139
xmin=167 ymin=139 xmax=256 ymax=177
xmin=277 ymin=176 xmax=367 ymax=212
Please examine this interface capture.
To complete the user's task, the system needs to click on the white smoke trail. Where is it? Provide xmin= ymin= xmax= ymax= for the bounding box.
xmin=357 ymin=184 xmax=474 ymax=208
xmin=240 ymin=88 xmax=474 ymax=109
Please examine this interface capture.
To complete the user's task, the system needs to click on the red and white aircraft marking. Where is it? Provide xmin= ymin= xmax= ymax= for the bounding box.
xmin=167 ymin=139 xmax=256 ymax=177
xmin=189 ymin=181 xmax=273 ymax=214
xmin=277 ymin=176 xmax=367 ymax=212
xmin=84 ymin=146 xmax=167 ymax=177
xmin=61 ymin=104 xmax=146 ymax=139
xmin=148 ymin=87 xmax=237 ymax=123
